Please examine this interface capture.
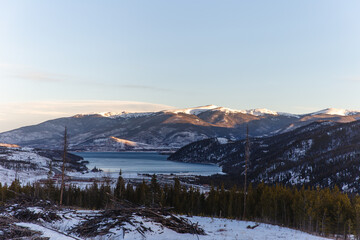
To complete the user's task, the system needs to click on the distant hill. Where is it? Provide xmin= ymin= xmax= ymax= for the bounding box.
xmin=0 ymin=105 xmax=360 ymax=151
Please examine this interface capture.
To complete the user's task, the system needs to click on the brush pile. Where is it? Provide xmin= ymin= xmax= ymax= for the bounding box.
xmin=72 ymin=200 xmax=205 ymax=238
xmin=0 ymin=193 xmax=205 ymax=239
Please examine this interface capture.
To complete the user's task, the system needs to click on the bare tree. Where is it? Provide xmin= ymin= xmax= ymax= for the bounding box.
xmin=243 ymin=125 xmax=250 ymax=220
xmin=60 ymin=126 xmax=68 ymax=206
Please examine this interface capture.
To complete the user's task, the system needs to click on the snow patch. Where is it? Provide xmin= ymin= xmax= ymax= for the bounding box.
xmin=216 ymin=138 xmax=229 ymax=145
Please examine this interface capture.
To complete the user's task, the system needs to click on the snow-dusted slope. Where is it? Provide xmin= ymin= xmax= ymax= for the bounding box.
xmin=310 ymin=108 xmax=360 ymax=116
xmin=75 ymin=111 xmax=156 ymax=119
xmin=0 ymin=147 xmax=51 ymax=185
xmin=102 ymin=111 xmax=156 ymax=119
xmin=165 ymin=105 xmax=220 ymax=115
xmin=164 ymin=105 xmax=281 ymax=116
xmin=0 ymin=146 xmax=86 ymax=185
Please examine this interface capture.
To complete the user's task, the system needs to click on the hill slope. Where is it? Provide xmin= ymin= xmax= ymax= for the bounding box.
xmin=0 ymin=145 xmax=87 ymax=185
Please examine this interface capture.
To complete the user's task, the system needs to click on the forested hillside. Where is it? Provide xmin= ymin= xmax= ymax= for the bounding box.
xmin=169 ymin=120 xmax=360 ymax=192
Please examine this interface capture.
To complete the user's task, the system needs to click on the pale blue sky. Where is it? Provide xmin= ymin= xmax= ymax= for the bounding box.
xmin=1 ymin=1 xmax=360 ymax=130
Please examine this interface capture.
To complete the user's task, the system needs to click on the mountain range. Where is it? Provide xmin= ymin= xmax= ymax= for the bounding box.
xmin=0 ymin=105 xmax=360 ymax=151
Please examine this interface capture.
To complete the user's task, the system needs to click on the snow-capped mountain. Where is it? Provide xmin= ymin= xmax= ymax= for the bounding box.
xmin=0 ymin=105 xmax=360 ymax=151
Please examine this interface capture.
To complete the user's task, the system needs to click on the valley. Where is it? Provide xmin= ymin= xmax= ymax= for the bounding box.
xmin=1 ymin=105 xmax=360 ymax=239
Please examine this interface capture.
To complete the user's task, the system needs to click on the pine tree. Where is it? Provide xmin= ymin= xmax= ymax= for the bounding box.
xmin=114 ymin=170 xmax=125 ymax=200
xmin=125 ymin=182 xmax=134 ymax=202
xmin=60 ymin=127 xmax=68 ymax=206
xmin=150 ymin=174 xmax=160 ymax=205
xmin=46 ymin=159 xmax=55 ymax=200
xmin=173 ymin=178 xmax=181 ymax=211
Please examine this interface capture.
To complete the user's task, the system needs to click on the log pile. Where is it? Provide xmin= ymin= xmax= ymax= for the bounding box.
xmin=4 ymin=194 xmax=61 ymax=223
xmin=135 ymin=207 xmax=205 ymax=235
xmin=13 ymin=208 xmax=60 ymax=222
xmin=0 ymin=192 xmax=61 ymax=239
xmin=0 ymin=216 xmax=48 ymax=240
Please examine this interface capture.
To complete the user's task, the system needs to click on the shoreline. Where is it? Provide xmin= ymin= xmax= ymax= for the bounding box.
xmin=74 ymin=151 xmax=224 ymax=176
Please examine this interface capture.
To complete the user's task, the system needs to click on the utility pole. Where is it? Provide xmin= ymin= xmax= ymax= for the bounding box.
xmin=60 ymin=126 xmax=68 ymax=206
xmin=243 ymin=125 xmax=250 ymax=220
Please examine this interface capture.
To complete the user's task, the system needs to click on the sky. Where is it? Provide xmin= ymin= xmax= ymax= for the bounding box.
xmin=1 ymin=1 xmax=360 ymax=131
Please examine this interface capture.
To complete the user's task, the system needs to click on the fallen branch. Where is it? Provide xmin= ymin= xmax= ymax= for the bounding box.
xmin=247 ymin=223 xmax=260 ymax=229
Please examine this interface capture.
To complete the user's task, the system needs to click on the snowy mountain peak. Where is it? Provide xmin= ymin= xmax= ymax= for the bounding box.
xmin=165 ymin=105 xmax=280 ymax=116
xmin=98 ymin=111 xmax=125 ymax=117
xmin=311 ymin=108 xmax=360 ymax=116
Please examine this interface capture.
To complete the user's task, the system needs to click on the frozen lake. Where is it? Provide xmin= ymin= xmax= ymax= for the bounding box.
xmin=75 ymin=152 xmax=222 ymax=176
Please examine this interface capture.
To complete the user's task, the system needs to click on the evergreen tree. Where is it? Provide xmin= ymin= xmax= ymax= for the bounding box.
xmin=150 ymin=174 xmax=160 ymax=205
xmin=114 ymin=170 xmax=125 ymax=200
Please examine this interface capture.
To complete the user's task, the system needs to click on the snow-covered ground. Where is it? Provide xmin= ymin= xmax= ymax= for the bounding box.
xmin=15 ymin=210 xmax=330 ymax=240
xmin=116 ymin=216 xmax=330 ymax=240
xmin=15 ymin=222 xmax=75 ymax=240
xmin=185 ymin=217 xmax=329 ymax=240
xmin=0 ymin=146 xmax=91 ymax=187
xmin=0 ymin=147 xmax=51 ymax=185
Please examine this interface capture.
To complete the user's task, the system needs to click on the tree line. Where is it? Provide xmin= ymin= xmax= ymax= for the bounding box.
xmin=1 ymin=173 xmax=359 ymax=239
